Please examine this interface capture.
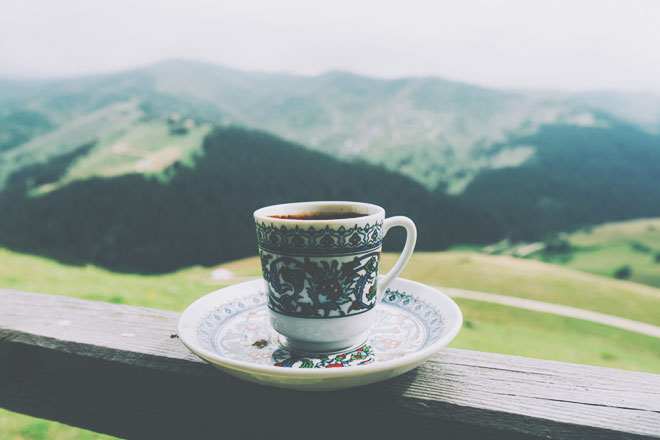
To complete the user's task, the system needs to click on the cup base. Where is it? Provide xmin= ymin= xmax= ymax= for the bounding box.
xmin=276 ymin=332 xmax=368 ymax=354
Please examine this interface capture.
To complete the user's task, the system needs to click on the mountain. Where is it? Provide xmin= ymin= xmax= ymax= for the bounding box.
xmin=2 ymin=60 xmax=660 ymax=193
xmin=462 ymin=119 xmax=660 ymax=240
xmin=2 ymin=60 xmax=660 ymax=272
xmin=0 ymin=127 xmax=501 ymax=273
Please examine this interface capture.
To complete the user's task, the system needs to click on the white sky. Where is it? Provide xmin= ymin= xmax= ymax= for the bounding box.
xmin=1 ymin=0 xmax=660 ymax=93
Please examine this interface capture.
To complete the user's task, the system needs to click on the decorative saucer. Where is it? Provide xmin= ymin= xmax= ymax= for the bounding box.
xmin=178 ymin=278 xmax=462 ymax=391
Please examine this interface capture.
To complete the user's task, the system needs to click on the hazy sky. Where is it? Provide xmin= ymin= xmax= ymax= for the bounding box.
xmin=2 ymin=0 xmax=660 ymax=93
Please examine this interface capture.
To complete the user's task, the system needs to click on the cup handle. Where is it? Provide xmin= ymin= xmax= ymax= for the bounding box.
xmin=378 ymin=216 xmax=417 ymax=299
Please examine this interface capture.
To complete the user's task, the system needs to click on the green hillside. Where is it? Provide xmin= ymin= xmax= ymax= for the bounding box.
xmin=0 ymin=103 xmax=212 ymax=193
xmin=60 ymin=120 xmax=212 ymax=185
xmin=461 ymin=123 xmax=660 ymax=241
xmin=0 ymin=101 xmax=143 ymax=188
xmin=500 ymin=218 xmax=660 ymax=288
xmin=0 ymin=127 xmax=501 ymax=273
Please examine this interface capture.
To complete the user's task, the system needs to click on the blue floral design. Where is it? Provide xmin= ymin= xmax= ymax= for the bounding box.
xmin=195 ymin=288 xmax=446 ymax=358
xmin=260 ymin=250 xmax=380 ymax=318
xmin=382 ymin=290 xmax=445 ymax=345
xmin=255 ymin=222 xmax=383 ymax=255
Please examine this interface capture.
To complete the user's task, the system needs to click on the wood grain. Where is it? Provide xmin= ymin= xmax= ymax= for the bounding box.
xmin=1 ymin=288 xmax=659 ymax=439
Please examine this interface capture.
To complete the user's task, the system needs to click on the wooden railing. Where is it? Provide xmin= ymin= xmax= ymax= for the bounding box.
xmin=1 ymin=289 xmax=659 ymax=439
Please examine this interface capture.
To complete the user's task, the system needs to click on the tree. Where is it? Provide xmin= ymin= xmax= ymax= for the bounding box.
xmin=613 ymin=265 xmax=632 ymax=280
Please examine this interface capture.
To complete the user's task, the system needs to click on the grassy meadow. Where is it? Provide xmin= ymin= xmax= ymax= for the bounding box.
xmin=559 ymin=218 xmax=660 ymax=288
xmin=63 ymin=120 xmax=212 ymax=183
xmin=498 ymin=218 xmax=660 ymax=289
xmin=0 ymin=413 xmax=115 ymax=440
xmin=2 ymin=245 xmax=660 ymax=438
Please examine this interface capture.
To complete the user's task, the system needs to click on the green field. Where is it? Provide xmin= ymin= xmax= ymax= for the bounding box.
xmin=501 ymin=218 xmax=660 ymax=289
xmin=26 ymin=119 xmax=213 ymax=196
xmin=451 ymin=298 xmax=660 ymax=373
xmin=63 ymin=120 xmax=212 ymax=183
xmin=0 ymin=102 xmax=143 ymax=190
xmin=0 ymin=412 xmax=115 ymax=440
xmin=561 ymin=218 xmax=660 ymax=287
xmin=2 ymin=247 xmax=660 ymax=439
xmin=0 ymin=247 xmax=228 ymax=310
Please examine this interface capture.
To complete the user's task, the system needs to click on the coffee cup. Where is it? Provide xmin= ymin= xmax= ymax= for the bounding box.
xmin=254 ymin=201 xmax=416 ymax=352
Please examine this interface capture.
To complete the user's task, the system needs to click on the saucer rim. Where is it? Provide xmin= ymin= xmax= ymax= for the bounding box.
xmin=177 ymin=277 xmax=462 ymax=378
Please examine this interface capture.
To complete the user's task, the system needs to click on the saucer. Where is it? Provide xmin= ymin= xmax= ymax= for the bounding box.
xmin=178 ymin=278 xmax=462 ymax=391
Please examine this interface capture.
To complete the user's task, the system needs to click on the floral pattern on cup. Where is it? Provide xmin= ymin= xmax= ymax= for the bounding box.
xmin=255 ymin=221 xmax=383 ymax=255
xmin=259 ymin=249 xmax=380 ymax=318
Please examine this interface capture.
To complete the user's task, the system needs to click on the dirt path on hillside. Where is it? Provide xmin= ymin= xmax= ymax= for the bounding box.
xmin=440 ymin=286 xmax=660 ymax=339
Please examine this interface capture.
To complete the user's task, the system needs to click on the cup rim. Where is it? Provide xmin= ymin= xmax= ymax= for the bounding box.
xmin=253 ymin=201 xmax=385 ymax=224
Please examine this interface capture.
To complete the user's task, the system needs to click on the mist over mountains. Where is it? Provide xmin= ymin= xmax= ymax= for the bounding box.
xmin=1 ymin=60 xmax=660 ymax=272
xmin=4 ymin=60 xmax=660 ymax=190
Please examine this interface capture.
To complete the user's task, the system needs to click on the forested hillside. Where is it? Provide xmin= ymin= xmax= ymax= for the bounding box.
xmin=0 ymin=127 xmax=501 ymax=272
xmin=462 ymin=121 xmax=660 ymax=240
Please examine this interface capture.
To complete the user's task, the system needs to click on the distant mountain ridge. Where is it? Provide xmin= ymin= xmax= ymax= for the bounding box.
xmin=2 ymin=60 xmax=660 ymax=192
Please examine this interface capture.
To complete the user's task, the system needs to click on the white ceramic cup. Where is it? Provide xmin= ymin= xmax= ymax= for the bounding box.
xmin=254 ymin=201 xmax=416 ymax=352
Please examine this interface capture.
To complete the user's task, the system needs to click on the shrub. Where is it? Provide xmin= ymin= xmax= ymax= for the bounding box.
xmin=630 ymin=241 xmax=651 ymax=253
xmin=613 ymin=265 xmax=633 ymax=280
xmin=543 ymin=238 xmax=573 ymax=254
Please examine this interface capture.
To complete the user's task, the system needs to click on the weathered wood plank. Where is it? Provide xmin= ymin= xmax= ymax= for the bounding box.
xmin=1 ymin=289 xmax=659 ymax=439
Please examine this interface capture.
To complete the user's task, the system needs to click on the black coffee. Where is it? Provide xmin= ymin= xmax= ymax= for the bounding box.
xmin=268 ymin=212 xmax=369 ymax=220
